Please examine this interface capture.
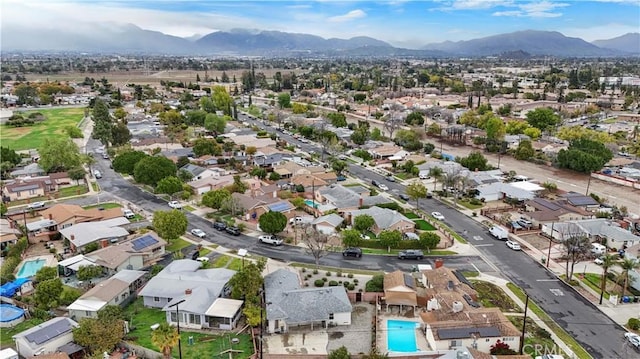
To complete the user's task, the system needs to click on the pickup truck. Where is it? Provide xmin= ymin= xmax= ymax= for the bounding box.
xmin=398 ymin=250 xmax=424 ymax=260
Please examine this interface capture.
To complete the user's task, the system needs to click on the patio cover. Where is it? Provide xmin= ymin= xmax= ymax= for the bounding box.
xmin=205 ymin=298 xmax=243 ymax=318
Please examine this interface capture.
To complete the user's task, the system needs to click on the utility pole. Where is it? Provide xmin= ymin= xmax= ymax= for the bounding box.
xmin=168 ymin=299 xmax=186 ymax=359
xmin=546 ymin=222 xmax=554 ymax=268
xmin=585 ymin=173 xmax=592 ymax=196
xmin=519 ymin=294 xmax=529 ymax=355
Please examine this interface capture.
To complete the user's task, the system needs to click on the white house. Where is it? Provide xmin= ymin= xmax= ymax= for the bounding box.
xmin=12 ymin=317 xmax=80 ymax=358
xmin=311 ymin=214 xmax=344 ymax=235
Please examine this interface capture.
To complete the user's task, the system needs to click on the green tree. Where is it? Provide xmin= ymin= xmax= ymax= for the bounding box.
xmin=328 ymin=346 xmax=351 ymax=359
xmin=133 ymin=156 xmax=177 ymax=186
xmin=35 ymin=278 xmax=63 ymax=309
xmin=113 ymin=107 xmax=127 ymax=120
xmin=523 ymin=127 xmax=542 ymax=140
xmin=514 ymin=139 xmax=534 ymax=160
xmin=1 ymin=146 xmax=21 ymax=166
xmin=268 ymin=172 xmax=281 ymax=181
xmin=150 ymin=322 xmax=180 ymax=359
xmin=34 ymin=266 xmax=57 ymax=283
xmin=457 ymin=151 xmax=489 ymax=171
xmin=556 ymin=138 xmax=613 ymax=173
xmin=68 ymin=167 xmax=86 ymax=185
xmin=406 ymin=181 xmax=427 ymax=208
xmin=91 ymin=98 xmax=113 ymax=146
xmin=185 ymin=109 xmax=207 ymax=126
xmin=73 ymin=316 xmax=125 ymax=355
xmin=212 ymin=86 xmax=234 ymax=116
xmin=354 ymin=214 xmax=375 ymax=233
xmin=277 ymin=93 xmax=291 ymax=108
xmin=619 ymin=258 xmax=640 ymax=296
xmin=484 ymin=116 xmax=506 ymax=141
xmin=201 ymin=189 xmax=231 ymax=209
xmin=332 ymin=160 xmax=347 ymax=175
xmin=38 ymin=137 xmax=82 ymax=173
xmin=250 ymin=167 xmax=267 ymax=179
xmin=599 ymin=254 xmax=617 ymax=304
xmin=112 ymin=150 xmax=148 ymax=175
xmin=98 ymin=305 xmax=124 ymax=321
xmin=418 ymin=232 xmax=441 ymax=252
xmin=405 ymin=112 xmax=424 ymax=126
xmin=77 ymin=265 xmax=103 ymax=281
xmin=204 ymin=114 xmax=227 ymax=134
xmin=0 ymin=202 xmax=6 ymax=216
xmin=429 ymin=167 xmax=444 ymax=191
xmin=111 ymin=122 xmax=132 ymax=146
xmin=378 ymin=230 xmax=402 ymax=252
xmin=526 ymin=107 xmax=561 ymax=132
xmin=258 ymin=211 xmax=287 ymax=235
xmin=242 ymin=302 xmax=264 ymax=328
xmin=152 ymin=210 xmax=188 ymax=241
xmin=228 ymin=259 xmax=266 ymax=304
xmin=365 ymin=274 xmax=384 ymax=292
xmin=505 ymin=120 xmax=530 ymax=135
xmin=327 ymin=112 xmax=347 ymax=127
xmin=341 ymin=229 xmax=361 ymax=248
xmin=156 ymin=176 xmax=183 ymax=195
xmin=193 ymin=138 xmax=219 ymax=157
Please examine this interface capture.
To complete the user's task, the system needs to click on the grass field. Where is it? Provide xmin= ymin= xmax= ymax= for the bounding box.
xmin=414 ymin=219 xmax=436 ymax=230
xmin=1 ymin=107 xmax=85 ymax=151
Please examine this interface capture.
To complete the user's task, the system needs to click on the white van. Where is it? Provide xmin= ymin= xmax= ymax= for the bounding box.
xmin=489 ymin=226 xmax=509 ymax=240
xmin=403 ymin=232 xmax=420 ymax=240
xmin=591 ymin=243 xmax=606 ymax=255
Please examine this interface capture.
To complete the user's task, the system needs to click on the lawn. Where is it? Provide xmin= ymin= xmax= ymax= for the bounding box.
xmin=361 ymin=248 xmax=457 ymax=256
xmin=582 ymin=272 xmax=617 ymax=299
xmin=123 ymin=299 xmax=254 ymax=359
xmin=58 ymin=185 xmax=89 ymax=197
xmin=0 ymin=318 xmax=45 ymax=347
xmin=471 ymin=280 xmax=522 ymax=312
xmin=458 ymin=199 xmax=483 ymax=210
xmin=404 ymin=212 xmax=419 ymax=219
xmin=166 ymin=238 xmax=192 ymax=253
xmin=211 ymin=255 xmax=231 ymax=268
xmin=1 ymin=107 xmax=86 ymax=151
xmin=91 ymin=182 xmax=100 ymax=192
xmin=414 ymin=219 xmax=436 ymax=231
xmin=183 ymin=205 xmax=196 ymax=212
xmin=83 ymin=202 xmax=122 ymax=210
xmin=508 ymin=316 xmax=564 ymax=358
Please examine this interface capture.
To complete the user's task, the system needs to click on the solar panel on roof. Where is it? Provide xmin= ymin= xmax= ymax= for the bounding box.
xmin=132 ymin=234 xmax=158 ymax=251
xmin=268 ymin=202 xmax=291 ymax=212
xmin=537 ymin=199 xmax=561 ymax=211
xmin=438 ymin=326 xmax=501 ymax=340
xmin=403 ymin=273 xmax=415 ymax=289
xmin=25 ymin=319 xmax=72 ymax=345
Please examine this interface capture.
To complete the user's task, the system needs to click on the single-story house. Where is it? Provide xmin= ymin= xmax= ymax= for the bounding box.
xmin=347 ymin=207 xmax=415 ymax=235
xmin=1 ymin=218 xmax=21 ymax=250
xmin=476 ymin=182 xmax=541 ymax=202
xmin=180 ymin=164 xmax=220 ymax=182
xmin=139 ymin=260 xmax=241 ymax=330
xmin=315 ymin=185 xmax=390 ymax=214
xmin=312 ymin=214 xmax=344 ymax=235
xmin=265 ymin=269 xmax=352 ymax=334
xmin=26 ymin=219 xmax=58 ymax=243
xmin=383 ymin=270 xmax=417 ymax=311
xmin=87 ymin=232 xmax=166 ymax=274
xmin=41 ymin=204 xmax=123 ymax=230
xmin=59 ymin=217 xmax=130 ymax=252
xmin=67 ymin=269 xmax=146 ymax=320
xmin=9 ymin=163 xmax=45 ymax=178
xmin=12 ymin=317 xmax=81 ymax=358
xmin=523 ymin=198 xmax=593 ymax=225
xmin=560 ymin=191 xmax=601 ymax=211
xmin=542 ymin=218 xmax=640 ymax=249
xmin=188 ymin=175 xmax=235 ymax=195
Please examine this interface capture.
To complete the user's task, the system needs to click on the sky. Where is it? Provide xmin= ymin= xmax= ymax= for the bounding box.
xmin=2 ymin=0 xmax=639 ymax=48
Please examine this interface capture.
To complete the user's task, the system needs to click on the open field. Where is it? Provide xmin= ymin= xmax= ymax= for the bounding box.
xmin=1 ymin=107 xmax=85 ymax=151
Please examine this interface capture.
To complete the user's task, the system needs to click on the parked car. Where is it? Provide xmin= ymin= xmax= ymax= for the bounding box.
xmin=489 ymin=226 xmax=509 ymax=240
xmin=93 ymin=170 xmax=102 ymax=179
xmin=506 ymin=240 xmax=521 ymax=251
xmin=122 ymin=209 xmax=135 ymax=219
xmin=213 ymin=222 xmax=227 ymax=231
xmin=372 ymin=180 xmax=379 ymax=187
xmin=399 ymin=194 xmax=410 ymax=201
xmin=225 ymin=226 xmax=241 ymax=236
xmin=594 ymin=256 xmax=605 ymax=265
xmin=342 ymin=247 xmax=362 ymax=258
xmin=625 ymin=332 xmax=640 ymax=348
xmin=378 ymin=184 xmax=389 ymax=191
xmin=517 ymin=217 xmax=533 ymax=229
xmin=190 ymin=229 xmax=206 ymax=238
xmin=386 ymin=176 xmax=396 ymax=182
xmin=259 ymin=235 xmax=283 ymax=246
xmin=26 ymin=201 xmax=46 ymax=210
xmin=168 ymin=201 xmax=182 ymax=209
xmin=431 ymin=212 xmax=445 ymax=221
xmin=398 ymin=249 xmax=424 ymax=260
xmin=510 ymin=221 xmax=523 ymax=230
xmin=336 ymin=176 xmax=347 ymax=181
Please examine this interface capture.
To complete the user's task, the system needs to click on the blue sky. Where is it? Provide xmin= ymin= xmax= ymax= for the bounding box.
xmin=2 ymin=0 xmax=639 ymax=48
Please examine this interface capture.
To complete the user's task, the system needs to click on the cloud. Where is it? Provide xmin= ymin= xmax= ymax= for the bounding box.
xmin=437 ymin=0 xmax=514 ymax=11
xmin=328 ymin=9 xmax=367 ymax=22
xmin=492 ymin=0 xmax=567 ymax=18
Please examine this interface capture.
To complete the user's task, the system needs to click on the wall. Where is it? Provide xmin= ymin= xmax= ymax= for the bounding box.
xmin=142 ymin=295 xmax=171 ymax=309
xmin=592 ymin=172 xmax=640 ymax=190
xmin=120 ymin=341 xmax=163 ymax=359
xmin=330 ymin=311 xmax=351 ymax=326
xmin=346 ymin=292 xmax=383 ymax=303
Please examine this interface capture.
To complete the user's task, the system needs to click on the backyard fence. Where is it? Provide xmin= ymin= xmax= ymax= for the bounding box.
xmin=119 ymin=341 xmax=163 ymax=359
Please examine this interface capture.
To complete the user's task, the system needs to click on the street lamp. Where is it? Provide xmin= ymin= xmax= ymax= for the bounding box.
xmin=167 ymin=299 xmax=186 ymax=359
xmin=238 ymin=249 xmax=248 ymax=269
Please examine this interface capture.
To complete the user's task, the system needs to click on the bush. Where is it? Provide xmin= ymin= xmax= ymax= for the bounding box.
xmin=343 ymin=281 xmax=350 ymax=287
xmin=629 ymin=318 xmax=640 ymax=330
xmin=348 ymin=284 xmax=356 ymax=290
xmin=326 ymin=271 xmax=332 ymax=276
xmin=329 ymin=281 xmax=339 ymax=286
xmin=353 ymin=279 xmax=359 ymax=284
xmin=314 ymin=279 xmax=325 ymax=287
xmin=322 ymin=277 xmax=328 ymax=282
xmin=366 ymin=274 xmax=384 ymax=292
xmin=301 ymin=268 xmax=307 ymax=273
xmin=32 ymin=308 xmax=52 ymax=320
xmin=313 ymin=269 xmax=319 ymax=274
xmin=336 ymin=271 xmax=342 ymax=277
xmin=348 ymin=273 xmax=354 ymax=278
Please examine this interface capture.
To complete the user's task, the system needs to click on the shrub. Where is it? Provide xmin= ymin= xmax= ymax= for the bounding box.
xmin=322 ymin=277 xmax=328 ymax=282
xmin=343 ymin=281 xmax=350 ymax=287
xmin=32 ymin=308 xmax=52 ymax=320
xmin=314 ymin=279 xmax=325 ymax=287
xmin=336 ymin=271 xmax=342 ymax=277
xmin=348 ymin=284 xmax=356 ymax=290
xmin=301 ymin=268 xmax=307 ymax=273
xmin=353 ymin=279 xmax=359 ymax=284
xmin=366 ymin=274 xmax=384 ymax=292
xmin=313 ymin=269 xmax=319 ymax=274
xmin=629 ymin=318 xmax=640 ymax=330
xmin=348 ymin=273 xmax=354 ymax=278
xmin=326 ymin=271 xmax=332 ymax=276
xmin=329 ymin=281 xmax=339 ymax=286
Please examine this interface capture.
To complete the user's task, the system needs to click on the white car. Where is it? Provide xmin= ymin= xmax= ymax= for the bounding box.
xmin=431 ymin=212 xmax=445 ymax=221
xmin=196 ymin=257 xmax=209 ymax=262
xmin=506 ymin=240 xmax=521 ymax=251
xmin=168 ymin=201 xmax=182 ymax=209
xmin=122 ymin=209 xmax=135 ymax=219
xmin=625 ymin=332 xmax=640 ymax=348
xmin=594 ymin=256 xmax=605 ymax=265
xmin=259 ymin=235 xmax=283 ymax=246
xmin=27 ymin=201 xmax=46 ymax=210
xmin=378 ymin=184 xmax=389 ymax=191
xmin=190 ymin=229 xmax=206 ymax=238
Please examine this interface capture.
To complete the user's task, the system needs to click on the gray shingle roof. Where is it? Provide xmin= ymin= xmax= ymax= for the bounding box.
xmin=348 ymin=207 xmax=412 ymax=230
xmin=312 ymin=213 xmax=343 ymax=227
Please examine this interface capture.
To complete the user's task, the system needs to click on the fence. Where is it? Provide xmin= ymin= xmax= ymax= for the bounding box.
xmin=592 ymin=172 xmax=640 ymax=190
xmin=346 ymin=291 xmax=383 ymax=303
xmin=119 ymin=341 xmax=163 ymax=359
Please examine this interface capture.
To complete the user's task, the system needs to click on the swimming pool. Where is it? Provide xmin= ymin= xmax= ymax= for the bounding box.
xmin=387 ymin=320 xmax=419 ymax=352
xmin=304 ymin=199 xmax=319 ymax=209
xmin=16 ymin=259 xmax=46 ymax=278
xmin=0 ymin=304 xmax=25 ymax=327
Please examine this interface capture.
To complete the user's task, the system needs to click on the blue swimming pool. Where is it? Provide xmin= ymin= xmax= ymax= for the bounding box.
xmin=0 ymin=304 xmax=25 ymax=327
xmin=387 ymin=320 xmax=419 ymax=352
xmin=304 ymin=199 xmax=319 ymax=209
xmin=16 ymin=259 xmax=46 ymax=278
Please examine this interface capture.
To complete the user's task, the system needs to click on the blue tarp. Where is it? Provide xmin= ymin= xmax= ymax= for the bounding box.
xmin=0 ymin=278 xmax=31 ymax=297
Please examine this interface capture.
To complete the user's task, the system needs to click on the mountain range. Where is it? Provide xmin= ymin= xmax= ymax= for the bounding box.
xmin=1 ymin=24 xmax=638 ymax=57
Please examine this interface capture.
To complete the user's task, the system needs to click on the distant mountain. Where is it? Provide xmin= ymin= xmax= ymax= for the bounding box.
xmin=422 ymin=30 xmax=619 ymax=57
xmin=592 ymin=33 xmax=640 ymax=54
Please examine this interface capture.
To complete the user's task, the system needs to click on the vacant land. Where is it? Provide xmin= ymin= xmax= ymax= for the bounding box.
xmin=1 ymin=107 xmax=85 ymax=151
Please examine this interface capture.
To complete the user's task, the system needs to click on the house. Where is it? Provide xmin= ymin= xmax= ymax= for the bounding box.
xmin=139 ymin=260 xmax=241 ymax=330
xmin=233 ymin=192 xmax=294 ymax=221
xmin=503 ymin=134 xmax=531 ymax=149
xmin=347 ymin=207 xmax=415 ymax=235
xmin=476 ymin=182 xmax=540 ymax=202
xmin=524 ymin=198 xmax=593 ymax=224
xmin=2 ymin=179 xmax=50 ymax=202
xmin=1 ymin=218 xmax=21 ymax=251
xmin=368 ymin=144 xmax=405 ymax=159
xmin=87 ymin=232 xmax=166 ymax=274
xmin=12 ymin=317 xmax=82 ymax=358
xmin=25 ymin=219 xmax=58 ymax=243
xmin=264 ymin=269 xmax=352 ymax=334
xmin=179 ymin=164 xmax=219 ymax=181
xmin=290 ymin=174 xmax=328 ymax=193
xmin=67 ymin=270 xmax=146 ymax=320
xmin=41 ymin=204 xmax=124 ymax=230
xmin=188 ymin=175 xmax=234 ymax=195
xmin=312 ymin=214 xmax=344 ymax=235
xmin=9 ymin=163 xmax=45 ymax=178
xmin=543 ymin=218 xmax=640 ymax=249
xmin=383 ymin=270 xmax=417 ymax=311
xmin=253 ymin=153 xmax=288 ymax=168
xmin=315 ymin=184 xmax=390 ymax=214
xmin=560 ymin=191 xmax=601 ymax=211
xmin=420 ymin=266 xmax=521 ymax=353
xmin=48 ymin=172 xmax=73 ymax=186
xmin=59 ymin=217 xmax=130 ymax=252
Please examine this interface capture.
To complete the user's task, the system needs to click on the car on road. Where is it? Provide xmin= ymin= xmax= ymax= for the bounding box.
xmin=342 ymin=247 xmax=362 ymax=258
xmin=93 ymin=170 xmax=102 ymax=179
xmin=213 ymin=221 xmax=227 ymax=231
xmin=625 ymin=332 xmax=640 ymax=348
xmin=398 ymin=249 xmax=424 ymax=260
xmin=225 ymin=226 xmax=241 ymax=236
xmin=399 ymin=194 xmax=410 ymax=201
xmin=168 ymin=201 xmax=182 ymax=209
xmin=190 ymin=229 xmax=206 ymax=238
xmin=102 ymin=153 xmax=109 ymax=159
xmin=378 ymin=184 xmax=389 ymax=191
xmin=431 ymin=212 xmax=445 ymax=221
xmin=386 ymin=176 xmax=396 ymax=182
xmin=259 ymin=235 xmax=283 ymax=246
xmin=506 ymin=240 xmax=521 ymax=251
xmin=336 ymin=176 xmax=347 ymax=181
xmin=196 ymin=257 xmax=209 ymax=262
xmin=27 ymin=201 xmax=46 ymax=210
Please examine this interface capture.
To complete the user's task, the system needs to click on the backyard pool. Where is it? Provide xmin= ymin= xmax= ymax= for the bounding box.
xmin=16 ymin=259 xmax=46 ymax=278
xmin=304 ymin=199 xmax=319 ymax=209
xmin=0 ymin=304 xmax=25 ymax=327
xmin=387 ymin=320 xmax=419 ymax=352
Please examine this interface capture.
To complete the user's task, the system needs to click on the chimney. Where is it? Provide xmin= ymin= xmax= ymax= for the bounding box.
xmin=100 ymin=239 xmax=108 ymax=248
xmin=70 ymin=234 xmax=75 ymax=241
xmin=47 ymin=214 xmax=52 ymax=220
xmin=185 ymin=288 xmax=192 ymax=295
xmin=435 ymin=259 xmax=444 ymax=268
xmin=359 ymin=197 xmax=363 ymax=208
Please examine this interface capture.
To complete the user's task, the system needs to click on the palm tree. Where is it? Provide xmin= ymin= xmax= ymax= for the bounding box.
xmin=619 ymin=258 xmax=640 ymax=297
xmin=151 ymin=322 xmax=180 ymax=359
xmin=599 ymin=254 xmax=617 ymax=304
xmin=429 ymin=167 xmax=443 ymax=192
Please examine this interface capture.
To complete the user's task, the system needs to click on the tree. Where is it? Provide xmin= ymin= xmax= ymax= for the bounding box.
xmin=202 ymin=189 xmax=231 ymax=209
xmin=34 ymin=266 xmax=57 ymax=283
xmin=228 ymin=258 xmax=266 ymax=304
xmin=354 ymin=214 xmax=375 ymax=233
xmin=328 ymin=346 xmax=351 ymax=359
xmin=405 ymin=112 xmax=424 ymax=126
xmin=457 ymin=151 xmax=490 ymax=171
xmin=151 ymin=322 xmax=180 ymax=359
xmin=133 ymin=156 xmax=177 ymax=186
xmin=429 ymin=167 xmax=444 ymax=191
xmin=152 ymin=210 xmax=188 ymax=241
xmin=73 ymin=316 xmax=125 ymax=355
xmin=505 ymin=120 xmax=530 ymax=135
xmin=619 ymin=258 xmax=640 ymax=296
xmin=378 ymin=230 xmax=402 ymax=252
xmin=327 ymin=112 xmax=347 ymax=127
xmin=523 ymin=127 xmax=541 ymax=140
xmin=38 ymin=137 xmax=82 ymax=173
xmin=419 ymin=232 xmax=441 ymax=252
xmin=490 ymin=340 xmax=517 ymax=355
xmin=242 ymin=302 xmax=264 ymax=327
xmin=68 ymin=167 xmax=86 ymax=185
xmin=1 ymin=146 xmax=21 ymax=166
xmin=268 ymin=172 xmax=281 ymax=181
xmin=515 ymin=140 xmax=535 ymax=160
xmin=192 ymin=138 xmax=219 ymax=157
xmin=0 ymin=202 xmax=6 ymax=216
xmin=559 ymin=223 xmax=591 ymax=281
xmin=91 ymin=98 xmax=113 ymax=146
xmin=341 ymin=229 xmax=361 ymax=248
xmin=484 ymin=116 xmax=506 ymax=141
xmin=332 ymin=160 xmax=347 ymax=175
xmin=365 ymin=274 xmax=384 ymax=292
xmin=526 ymin=107 xmax=561 ymax=132
xmin=77 ymin=265 xmax=103 ymax=281
xmin=556 ymin=138 xmax=613 ymax=173
xmin=277 ymin=93 xmax=291 ymax=108
xmin=406 ymin=181 xmax=427 ymax=208
xmin=111 ymin=122 xmax=132 ymax=146
xmin=35 ymin=278 xmax=63 ymax=309
xmin=211 ymin=86 xmax=234 ymax=116
xmin=599 ymin=254 xmax=617 ymax=303
xmin=258 ymin=211 xmax=287 ymax=235
xmin=300 ymin=224 xmax=329 ymax=268
xmin=220 ymin=195 xmax=244 ymax=216
xmin=156 ymin=176 xmax=183 ymax=195
xmin=204 ymin=114 xmax=227 ymax=134
xmin=112 ymin=151 xmax=148 ymax=175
